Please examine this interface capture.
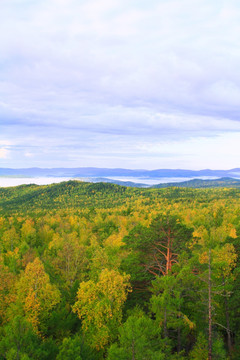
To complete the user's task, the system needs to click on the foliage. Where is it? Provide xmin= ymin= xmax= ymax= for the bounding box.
xmin=13 ymin=257 xmax=61 ymax=334
xmin=0 ymin=181 xmax=240 ymax=359
xmin=107 ymin=308 xmax=165 ymax=360
xmin=72 ymin=268 xmax=131 ymax=350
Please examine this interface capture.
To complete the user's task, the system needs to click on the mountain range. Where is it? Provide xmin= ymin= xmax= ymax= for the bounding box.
xmin=1 ymin=167 xmax=240 ymax=178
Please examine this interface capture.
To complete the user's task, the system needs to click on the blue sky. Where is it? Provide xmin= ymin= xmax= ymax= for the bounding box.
xmin=0 ymin=0 xmax=240 ymax=169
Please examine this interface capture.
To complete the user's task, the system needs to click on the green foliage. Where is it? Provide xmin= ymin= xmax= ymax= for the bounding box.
xmin=189 ymin=332 xmax=208 ymax=360
xmin=189 ymin=332 xmax=227 ymax=360
xmin=56 ymin=336 xmax=82 ymax=360
xmin=1 ymin=180 xmax=240 ymax=215
xmin=212 ymin=336 xmax=227 ymax=360
xmin=0 ymin=181 xmax=240 ymax=359
xmin=56 ymin=333 xmax=99 ymax=360
xmin=0 ymin=316 xmax=57 ymax=360
xmin=107 ymin=308 xmax=165 ymax=360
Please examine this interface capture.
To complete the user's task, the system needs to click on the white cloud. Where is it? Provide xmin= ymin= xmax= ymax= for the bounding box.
xmin=0 ymin=148 xmax=9 ymax=159
xmin=24 ymin=152 xmax=34 ymax=158
xmin=0 ymin=0 xmax=240 ymax=168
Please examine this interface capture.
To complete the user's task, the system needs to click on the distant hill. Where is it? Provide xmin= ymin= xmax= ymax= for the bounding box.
xmin=86 ymin=177 xmax=240 ymax=188
xmin=94 ymin=177 xmax=240 ymax=188
xmin=90 ymin=177 xmax=147 ymax=187
xmin=153 ymin=177 xmax=240 ymax=188
xmin=1 ymin=167 xmax=240 ymax=178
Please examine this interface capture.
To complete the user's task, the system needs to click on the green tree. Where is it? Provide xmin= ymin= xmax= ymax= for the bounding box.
xmin=0 ymin=315 xmax=56 ymax=360
xmin=56 ymin=336 xmax=82 ymax=360
xmin=107 ymin=308 xmax=165 ymax=360
xmin=124 ymin=215 xmax=192 ymax=281
xmin=189 ymin=332 xmax=208 ymax=360
xmin=150 ymin=269 xmax=195 ymax=353
xmin=191 ymin=213 xmax=237 ymax=360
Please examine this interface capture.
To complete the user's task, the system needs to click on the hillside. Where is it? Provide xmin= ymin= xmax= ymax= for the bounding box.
xmin=153 ymin=177 xmax=240 ymax=188
xmin=1 ymin=179 xmax=240 ymax=214
xmin=0 ymin=181 xmax=138 ymax=213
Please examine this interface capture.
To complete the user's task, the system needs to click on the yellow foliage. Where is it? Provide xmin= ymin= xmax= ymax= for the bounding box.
xmin=48 ymin=233 xmax=62 ymax=250
xmin=16 ymin=258 xmax=60 ymax=334
xmin=229 ymin=227 xmax=237 ymax=239
xmin=0 ymin=264 xmax=16 ymax=322
xmin=24 ymin=289 xmax=41 ymax=333
xmin=103 ymin=230 xmax=127 ymax=247
xmin=73 ymin=268 xmax=131 ymax=349
xmin=21 ymin=219 xmax=36 ymax=238
xmin=183 ymin=314 xmax=195 ymax=330
xmin=193 ymin=230 xmax=201 ymax=238
xmin=199 ymin=251 xmax=208 ymax=264
xmin=48 ymin=232 xmax=87 ymax=286
xmin=212 ymin=243 xmax=237 ymax=276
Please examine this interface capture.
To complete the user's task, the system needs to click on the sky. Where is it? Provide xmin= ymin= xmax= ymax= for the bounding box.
xmin=0 ymin=0 xmax=240 ymax=170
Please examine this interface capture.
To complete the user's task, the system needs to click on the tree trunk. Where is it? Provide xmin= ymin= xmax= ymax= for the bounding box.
xmin=223 ymin=276 xmax=232 ymax=354
xmin=208 ymin=248 xmax=212 ymax=360
xmin=131 ymin=340 xmax=135 ymax=360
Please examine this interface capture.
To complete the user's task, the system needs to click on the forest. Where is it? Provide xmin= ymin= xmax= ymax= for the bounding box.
xmin=0 ymin=180 xmax=240 ymax=359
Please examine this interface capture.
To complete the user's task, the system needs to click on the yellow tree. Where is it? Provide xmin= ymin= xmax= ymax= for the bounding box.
xmin=14 ymin=257 xmax=60 ymax=334
xmin=47 ymin=231 xmax=88 ymax=287
xmin=21 ymin=219 xmax=36 ymax=247
xmin=2 ymin=227 xmax=20 ymax=252
xmin=73 ymin=268 xmax=131 ymax=350
xmin=0 ymin=259 xmax=16 ymax=324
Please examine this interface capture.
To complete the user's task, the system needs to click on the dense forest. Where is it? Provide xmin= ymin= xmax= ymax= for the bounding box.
xmin=0 ymin=180 xmax=240 ymax=359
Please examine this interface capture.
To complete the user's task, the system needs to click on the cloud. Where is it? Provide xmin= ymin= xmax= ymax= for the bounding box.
xmin=204 ymin=81 xmax=240 ymax=107
xmin=0 ymin=148 xmax=9 ymax=159
xmin=0 ymin=0 xmax=240 ymax=169
xmin=24 ymin=152 xmax=34 ymax=158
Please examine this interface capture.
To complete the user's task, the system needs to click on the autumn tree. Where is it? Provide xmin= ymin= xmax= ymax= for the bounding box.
xmin=47 ymin=231 xmax=88 ymax=288
xmin=21 ymin=219 xmax=37 ymax=247
xmin=2 ymin=227 xmax=20 ymax=252
xmin=13 ymin=257 xmax=61 ymax=335
xmin=72 ymin=268 xmax=131 ymax=350
xmin=0 ymin=260 xmax=15 ymax=324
